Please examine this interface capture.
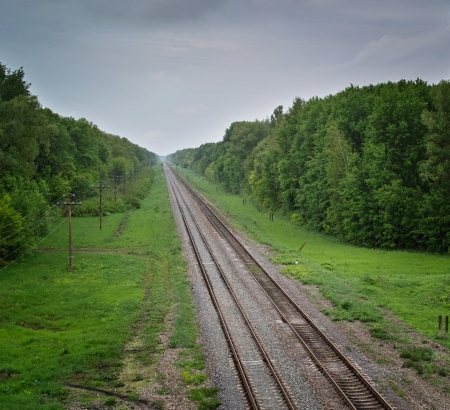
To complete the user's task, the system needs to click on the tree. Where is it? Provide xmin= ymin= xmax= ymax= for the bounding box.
xmin=0 ymin=63 xmax=30 ymax=102
xmin=0 ymin=195 xmax=31 ymax=264
xmin=420 ymin=80 xmax=450 ymax=252
xmin=0 ymin=95 xmax=46 ymax=178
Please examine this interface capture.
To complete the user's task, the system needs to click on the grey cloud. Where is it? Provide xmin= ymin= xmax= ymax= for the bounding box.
xmin=80 ymin=0 xmax=226 ymax=25
xmin=1 ymin=0 xmax=448 ymax=156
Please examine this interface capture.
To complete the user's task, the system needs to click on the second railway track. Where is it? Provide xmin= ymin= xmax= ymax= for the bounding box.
xmin=166 ymin=163 xmax=397 ymax=410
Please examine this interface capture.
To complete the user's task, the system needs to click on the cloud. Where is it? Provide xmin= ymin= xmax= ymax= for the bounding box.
xmin=151 ymin=70 xmax=169 ymax=82
xmin=176 ymin=104 xmax=207 ymax=116
xmin=164 ymin=46 xmax=191 ymax=53
xmin=81 ymin=0 xmax=225 ymax=25
xmin=143 ymin=129 xmax=165 ymax=139
xmin=189 ymin=38 xmax=242 ymax=51
xmin=348 ymin=25 xmax=450 ymax=68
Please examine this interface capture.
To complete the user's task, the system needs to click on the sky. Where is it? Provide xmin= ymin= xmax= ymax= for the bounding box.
xmin=1 ymin=1 xmax=449 ymax=156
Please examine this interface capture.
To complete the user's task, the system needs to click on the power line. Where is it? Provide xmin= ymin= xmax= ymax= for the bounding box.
xmin=0 ymin=194 xmax=66 ymax=232
xmin=0 ymin=206 xmax=66 ymax=261
xmin=0 ymin=205 xmax=65 ymax=250
xmin=0 ymin=203 xmax=65 ymax=242
xmin=0 ymin=215 xmax=67 ymax=272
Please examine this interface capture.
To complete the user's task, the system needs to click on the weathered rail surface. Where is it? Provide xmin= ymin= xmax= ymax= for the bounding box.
xmin=166 ymin=164 xmax=397 ymax=410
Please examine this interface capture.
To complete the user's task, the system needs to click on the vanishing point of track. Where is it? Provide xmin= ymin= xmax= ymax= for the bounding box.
xmin=166 ymin=164 xmax=396 ymax=410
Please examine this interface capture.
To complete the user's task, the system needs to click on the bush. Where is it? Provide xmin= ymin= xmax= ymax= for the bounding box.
xmin=124 ymin=195 xmax=141 ymax=209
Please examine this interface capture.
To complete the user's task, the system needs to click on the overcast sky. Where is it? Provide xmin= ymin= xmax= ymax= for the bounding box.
xmin=1 ymin=1 xmax=449 ymax=156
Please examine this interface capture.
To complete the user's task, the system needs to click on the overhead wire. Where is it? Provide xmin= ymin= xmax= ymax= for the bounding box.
xmin=0 ymin=202 xmax=66 ymax=242
xmin=0 ymin=205 xmax=67 ymax=262
xmin=0 ymin=215 xmax=68 ymax=272
xmin=0 ymin=193 xmax=67 ymax=232
xmin=0 ymin=184 xmax=99 ymax=241
xmin=0 ymin=204 xmax=66 ymax=248
xmin=0 ymin=171 xmax=137 ymax=269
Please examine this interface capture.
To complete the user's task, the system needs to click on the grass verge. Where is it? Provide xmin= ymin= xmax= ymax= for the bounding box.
xmin=0 ymin=165 xmax=218 ymax=409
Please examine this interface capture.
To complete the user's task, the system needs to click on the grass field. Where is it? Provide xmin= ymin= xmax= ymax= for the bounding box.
xmin=0 ymin=165 xmax=218 ymax=409
xmin=177 ymin=167 xmax=450 ymax=350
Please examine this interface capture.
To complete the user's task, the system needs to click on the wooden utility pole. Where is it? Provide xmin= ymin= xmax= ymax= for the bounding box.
xmin=68 ymin=195 xmax=73 ymax=270
xmin=93 ymin=180 xmax=109 ymax=230
xmin=58 ymin=194 xmax=81 ymax=271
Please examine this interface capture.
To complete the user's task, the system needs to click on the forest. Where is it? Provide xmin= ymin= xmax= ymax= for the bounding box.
xmin=168 ymin=79 xmax=450 ymax=253
xmin=0 ymin=63 xmax=157 ymax=265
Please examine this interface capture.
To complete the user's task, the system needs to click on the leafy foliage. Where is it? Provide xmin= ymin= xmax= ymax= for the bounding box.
xmin=0 ymin=62 xmax=158 ymax=262
xmin=168 ymin=79 xmax=450 ymax=253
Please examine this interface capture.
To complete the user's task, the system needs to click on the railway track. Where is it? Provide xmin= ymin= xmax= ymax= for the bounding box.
xmin=166 ymin=165 xmax=296 ymax=409
xmin=166 ymin=164 xmax=397 ymax=410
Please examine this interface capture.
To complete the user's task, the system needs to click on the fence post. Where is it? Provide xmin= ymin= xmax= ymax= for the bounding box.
xmin=438 ymin=315 xmax=442 ymax=338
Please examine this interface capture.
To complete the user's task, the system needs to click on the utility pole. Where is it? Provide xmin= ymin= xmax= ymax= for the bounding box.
xmin=58 ymin=194 xmax=81 ymax=271
xmin=93 ymin=180 xmax=110 ymax=230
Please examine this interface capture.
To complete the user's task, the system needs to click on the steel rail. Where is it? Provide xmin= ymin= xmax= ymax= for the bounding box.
xmin=166 ymin=168 xmax=296 ymax=410
xmin=169 ymin=165 xmax=396 ymax=410
xmin=166 ymin=171 xmax=258 ymax=409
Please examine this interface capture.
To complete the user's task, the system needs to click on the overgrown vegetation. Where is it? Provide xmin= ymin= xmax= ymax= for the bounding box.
xmin=400 ymin=346 xmax=437 ymax=376
xmin=188 ymin=387 xmax=221 ymax=410
xmin=168 ymin=79 xmax=450 ymax=253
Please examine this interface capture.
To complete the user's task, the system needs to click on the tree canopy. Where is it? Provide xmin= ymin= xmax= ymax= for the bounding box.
xmin=168 ymin=79 xmax=450 ymax=253
xmin=0 ymin=62 xmax=158 ymax=264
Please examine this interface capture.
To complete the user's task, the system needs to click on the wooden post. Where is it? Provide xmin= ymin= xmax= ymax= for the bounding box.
xmin=68 ymin=195 xmax=73 ymax=271
xmin=99 ymin=180 xmax=103 ymax=230
xmin=94 ymin=180 xmax=109 ymax=230
xmin=59 ymin=194 xmax=81 ymax=270
xmin=438 ymin=315 xmax=442 ymax=338
xmin=446 ymin=316 xmax=449 ymax=339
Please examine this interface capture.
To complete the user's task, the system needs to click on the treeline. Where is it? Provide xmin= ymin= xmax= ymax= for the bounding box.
xmin=168 ymin=79 xmax=450 ymax=253
xmin=0 ymin=62 xmax=158 ymax=264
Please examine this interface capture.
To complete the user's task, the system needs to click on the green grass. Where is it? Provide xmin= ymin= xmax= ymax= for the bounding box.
xmin=176 ymin=167 xmax=450 ymax=348
xmin=188 ymin=387 xmax=221 ymax=410
xmin=0 ymin=251 xmax=146 ymax=409
xmin=0 ymin=165 xmax=211 ymax=409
